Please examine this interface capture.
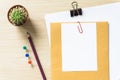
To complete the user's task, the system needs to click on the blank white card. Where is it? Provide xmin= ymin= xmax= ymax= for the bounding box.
xmin=61 ymin=23 xmax=97 ymax=71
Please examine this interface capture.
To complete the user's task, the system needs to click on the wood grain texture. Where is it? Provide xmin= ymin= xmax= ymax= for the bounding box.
xmin=0 ymin=0 xmax=119 ymax=80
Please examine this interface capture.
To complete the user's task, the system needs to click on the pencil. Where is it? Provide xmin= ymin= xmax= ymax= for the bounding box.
xmin=27 ymin=32 xmax=47 ymax=80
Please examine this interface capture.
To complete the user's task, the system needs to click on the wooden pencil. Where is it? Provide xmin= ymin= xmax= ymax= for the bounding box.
xmin=27 ymin=32 xmax=47 ymax=80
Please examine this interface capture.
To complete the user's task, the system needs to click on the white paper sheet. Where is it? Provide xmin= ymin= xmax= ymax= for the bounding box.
xmin=62 ymin=23 xmax=97 ymax=71
xmin=45 ymin=2 xmax=120 ymax=80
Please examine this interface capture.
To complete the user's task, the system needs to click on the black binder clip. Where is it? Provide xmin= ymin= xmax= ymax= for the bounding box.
xmin=70 ymin=1 xmax=82 ymax=17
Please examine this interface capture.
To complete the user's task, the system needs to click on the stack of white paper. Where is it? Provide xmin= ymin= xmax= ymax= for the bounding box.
xmin=45 ymin=2 xmax=120 ymax=80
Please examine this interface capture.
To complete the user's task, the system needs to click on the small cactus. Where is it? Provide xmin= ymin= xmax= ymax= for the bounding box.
xmin=8 ymin=5 xmax=28 ymax=26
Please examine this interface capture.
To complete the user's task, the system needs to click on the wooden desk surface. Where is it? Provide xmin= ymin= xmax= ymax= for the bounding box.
xmin=0 ymin=0 xmax=120 ymax=80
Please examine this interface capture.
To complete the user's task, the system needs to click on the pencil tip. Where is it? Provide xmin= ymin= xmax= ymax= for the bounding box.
xmin=27 ymin=32 xmax=29 ymax=34
xmin=27 ymin=32 xmax=31 ymax=38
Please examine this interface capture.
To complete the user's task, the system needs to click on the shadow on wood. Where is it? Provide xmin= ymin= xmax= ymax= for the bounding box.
xmin=16 ymin=18 xmax=39 ymax=39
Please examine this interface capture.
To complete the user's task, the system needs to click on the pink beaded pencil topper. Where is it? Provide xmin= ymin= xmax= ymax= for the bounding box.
xmin=27 ymin=32 xmax=47 ymax=80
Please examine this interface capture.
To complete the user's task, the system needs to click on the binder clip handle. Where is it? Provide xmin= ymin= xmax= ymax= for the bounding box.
xmin=70 ymin=1 xmax=82 ymax=17
xmin=72 ymin=1 xmax=78 ymax=11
